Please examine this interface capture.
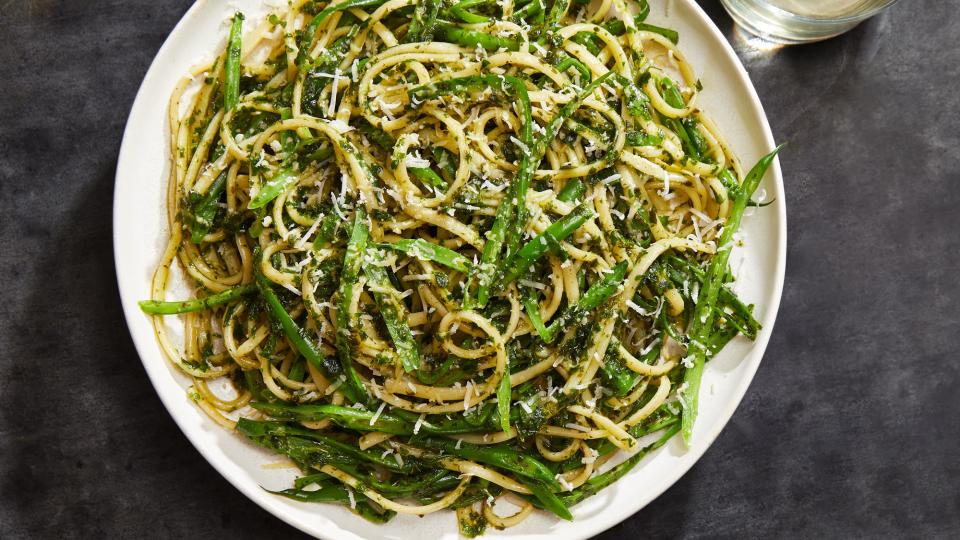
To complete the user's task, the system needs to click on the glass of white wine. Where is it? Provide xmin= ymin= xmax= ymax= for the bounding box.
xmin=719 ymin=0 xmax=899 ymax=44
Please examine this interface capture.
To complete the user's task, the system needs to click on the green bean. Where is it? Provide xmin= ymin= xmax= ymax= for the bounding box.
xmin=501 ymin=70 xmax=535 ymax=258
xmin=419 ymin=437 xmax=562 ymax=490
xmin=254 ymin=272 xmax=362 ymax=404
xmin=224 ymin=12 xmax=244 ymax=111
xmin=436 ymin=76 xmax=530 ymax=307
xmin=523 ymin=291 xmax=550 ymax=341
xmin=252 ymin=402 xmax=413 ymax=434
xmin=449 ymin=0 xmax=490 ymax=23
xmin=670 ymin=119 xmax=702 ymax=160
xmin=560 ymin=423 xmax=680 ymax=506
xmin=279 ymin=101 xmax=297 ymax=151
xmin=681 ymin=145 xmax=782 ymax=443
xmin=186 ymin=168 xmax=227 ymax=243
xmin=409 ymin=166 xmax=448 ymax=189
xmin=523 ymin=480 xmax=572 ymax=521
xmin=380 ymin=239 xmax=472 ymax=274
xmin=238 ymin=419 xmax=415 ymax=472
xmin=553 ymin=412 xmax=676 ymax=474
xmin=360 ymin=469 xmax=460 ymax=497
xmin=599 ymin=2 xmax=655 ymax=35
xmin=512 ymin=0 xmax=543 ymax=23
xmin=626 ymin=131 xmax=664 ymax=147
xmin=567 ymin=5 xmax=658 ymax=56
xmin=304 ymin=142 xmax=334 ymax=165
xmin=474 ymin=195 xmax=514 ymax=308
xmin=554 ymin=55 xmax=591 ymax=82
xmin=658 ymin=76 xmax=685 ymax=109
xmin=681 ymin=118 xmax=708 ymax=157
xmin=251 ymin=401 xmax=503 ymax=435
xmin=600 ymin=20 xmax=681 ymax=46
xmin=414 ymin=355 xmax=471 ymax=385
xmin=599 ymin=342 xmax=642 ymax=397
xmin=357 ymin=118 xmax=395 ymax=150
xmin=580 ymin=261 xmax=630 ymax=309
xmin=363 ymin=248 xmax=421 ymax=372
xmin=633 ymin=22 xmax=678 ymax=43
xmin=243 ymin=368 xmax=277 ymax=403
xmin=544 ymin=0 xmax=569 ymax=27
xmin=499 ymin=72 xmax=612 ymax=266
xmin=312 ymin=213 xmax=339 ymax=249
xmin=287 ymin=358 xmax=307 ymax=382
xmin=662 ymin=254 xmax=760 ymax=338
xmin=555 ymin=179 xmax=585 ymax=203
xmin=239 ymin=422 xmax=393 ymax=522
xmin=406 ymin=0 xmax=443 ymax=42
xmin=334 ymin=208 xmax=372 ymax=402
xmin=490 ymin=73 xmax=612 ymax=278
xmin=248 ymin=167 xmax=297 ymax=209
xmin=498 ymin=204 xmax=593 ymax=288
xmin=138 ymin=283 xmax=255 ymax=315
xmin=334 ymin=463 xmax=463 ymax=499
xmin=539 ymin=260 xmax=628 ymax=342
xmin=569 ymin=31 xmax=602 ymax=56
xmin=297 ymin=0 xmax=387 ymax=67
xmin=496 ymin=360 xmax=512 ymax=433
xmin=657 ymin=76 xmax=708 ymax=160
xmin=357 ymin=118 xmax=448 ymax=189
xmin=705 ymin=325 xmax=739 ymax=355
xmin=433 ymin=22 xmax=520 ymax=51
xmin=622 ymin=78 xmax=652 ymax=120
xmin=410 ymin=74 xmax=519 ymax=103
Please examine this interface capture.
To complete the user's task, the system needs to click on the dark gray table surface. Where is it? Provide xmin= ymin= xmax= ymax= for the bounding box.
xmin=1 ymin=1 xmax=957 ymax=538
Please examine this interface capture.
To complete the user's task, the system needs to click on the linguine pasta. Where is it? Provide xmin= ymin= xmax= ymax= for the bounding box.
xmin=139 ymin=0 xmax=778 ymax=534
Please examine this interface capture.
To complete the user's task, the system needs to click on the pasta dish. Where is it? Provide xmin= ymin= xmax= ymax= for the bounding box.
xmin=139 ymin=0 xmax=779 ymax=534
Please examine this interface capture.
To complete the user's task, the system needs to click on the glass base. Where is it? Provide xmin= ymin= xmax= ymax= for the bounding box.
xmin=720 ymin=0 xmax=863 ymax=44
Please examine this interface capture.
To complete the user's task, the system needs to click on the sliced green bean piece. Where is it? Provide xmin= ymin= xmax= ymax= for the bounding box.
xmin=248 ymin=167 xmax=298 ymax=209
xmin=556 ymin=179 xmax=585 ymax=203
xmin=381 ymin=239 xmax=472 ymax=274
xmin=523 ymin=480 xmax=572 ymax=521
xmin=334 ymin=208 xmax=372 ymax=401
xmin=540 ymin=260 xmax=628 ymax=342
xmin=224 ymin=12 xmax=244 ymax=111
xmin=406 ymin=0 xmax=443 ymax=42
xmin=434 ymin=22 xmax=520 ymax=51
xmin=187 ymin=168 xmax=227 ymax=243
xmin=499 ymin=204 xmax=594 ymax=287
xmin=363 ymin=248 xmax=421 ymax=372
xmin=496 ymin=360 xmax=512 ymax=433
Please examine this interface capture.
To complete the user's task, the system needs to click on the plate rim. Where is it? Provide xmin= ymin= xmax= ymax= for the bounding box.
xmin=113 ymin=1 xmax=786 ymax=538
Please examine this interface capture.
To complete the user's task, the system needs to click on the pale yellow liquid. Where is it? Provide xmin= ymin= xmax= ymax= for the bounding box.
xmin=721 ymin=0 xmax=896 ymax=42
xmin=765 ymin=0 xmax=883 ymax=18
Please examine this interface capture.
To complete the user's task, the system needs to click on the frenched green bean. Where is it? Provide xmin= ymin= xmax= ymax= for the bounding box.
xmin=138 ymin=283 xmax=255 ymax=315
xmin=681 ymin=146 xmax=783 ymax=443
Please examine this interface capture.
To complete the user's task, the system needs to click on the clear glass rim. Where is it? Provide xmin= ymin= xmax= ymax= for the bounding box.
xmin=731 ymin=0 xmax=900 ymax=25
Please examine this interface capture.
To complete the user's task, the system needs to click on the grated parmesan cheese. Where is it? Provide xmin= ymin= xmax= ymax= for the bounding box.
xmin=369 ymin=402 xmax=386 ymax=426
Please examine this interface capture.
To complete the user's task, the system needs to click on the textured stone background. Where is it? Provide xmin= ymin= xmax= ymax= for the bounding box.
xmin=1 ymin=1 xmax=957 ymax=538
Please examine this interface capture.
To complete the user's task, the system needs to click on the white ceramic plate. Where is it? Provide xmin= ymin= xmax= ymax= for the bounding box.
xmin=114 ymin=1 xmax=785 ymax=538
